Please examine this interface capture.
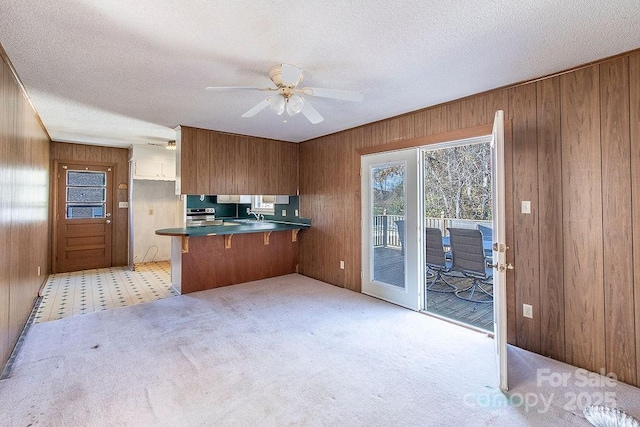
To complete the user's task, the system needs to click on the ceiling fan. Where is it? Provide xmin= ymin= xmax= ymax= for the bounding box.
xmin=205 ymin=64 xmax=364 ymax=124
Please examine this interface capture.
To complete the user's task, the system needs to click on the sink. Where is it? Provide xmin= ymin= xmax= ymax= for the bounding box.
xmin=188 ymin=219 xmax=241 ymax=227
xmin=230 ymin=218 xmax=259 ymax=223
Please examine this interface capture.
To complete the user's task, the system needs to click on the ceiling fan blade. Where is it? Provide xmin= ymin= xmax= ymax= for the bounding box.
xmin=281 ymin=64 xmax=303 ymax=85
xmin=300 ymin=87 xmax=364 ymax=102
xmin=241 ymin=98 xmax=270 ymax=118
xmin=206 ymin=86 xmax=275 ymax=91
xmin=300 ymin=99 xmax=324 ymax=124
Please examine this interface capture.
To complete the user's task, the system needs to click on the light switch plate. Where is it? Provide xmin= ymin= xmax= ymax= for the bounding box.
xmin=521 ymin=201 xmax=531 ymax=214
xmin=340 ymin=261 xmax=345 ymax=269
xmin=282 ymin=210 xmax=286 ymax=216
xmin=295 ymin=209 xmax=299 ymax=217
xmin=119 ymin=202 xmax=129 ymax=208
xmin=523 ymin=304 xmax=533 ymax=319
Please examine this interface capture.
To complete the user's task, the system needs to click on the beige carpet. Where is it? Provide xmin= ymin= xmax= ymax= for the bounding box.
xmin=1 ymin=274 xmax=638 ymax=426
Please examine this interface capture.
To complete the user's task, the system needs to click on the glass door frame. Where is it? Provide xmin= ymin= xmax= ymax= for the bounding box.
xmin=361 ymin=148 xmax=422 ymax=311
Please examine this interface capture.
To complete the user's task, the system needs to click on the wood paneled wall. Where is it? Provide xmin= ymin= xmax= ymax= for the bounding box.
xmin=50 ymin=142 xmax=129 ymax=267
xmin=0 ymin=51 xmax=50 ymax=368
xmin=298 ymin=51 xmax=640 ymax=387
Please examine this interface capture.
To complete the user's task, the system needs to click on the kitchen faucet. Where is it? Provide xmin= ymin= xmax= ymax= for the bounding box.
xmin=248 ymin=210 xmax=264 ymax=221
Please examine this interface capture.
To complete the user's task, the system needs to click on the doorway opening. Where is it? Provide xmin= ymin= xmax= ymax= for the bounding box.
xmin=362 ymin=111 xmax=508 ymax=390
xmin=421 ymin=139 xmax=494 ymax=332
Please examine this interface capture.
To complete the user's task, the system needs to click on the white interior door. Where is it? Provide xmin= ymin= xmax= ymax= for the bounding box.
xmin=491 ymin=110 xmax=509 ymax=391
xmin=361 ymin=149 xmax=421 ymax=310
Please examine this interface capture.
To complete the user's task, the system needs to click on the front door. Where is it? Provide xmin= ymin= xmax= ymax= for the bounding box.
xmin=55 ymin=162 xmax=113 ymax=272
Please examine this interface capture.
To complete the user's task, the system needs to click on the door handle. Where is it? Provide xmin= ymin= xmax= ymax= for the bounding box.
xmin=106 ymin=220 xmax=111 ymax=224
xmin=106 ymin=213 xmax=111 ymax=217
xmin=487 ymin=261 xmax=514 ymax=272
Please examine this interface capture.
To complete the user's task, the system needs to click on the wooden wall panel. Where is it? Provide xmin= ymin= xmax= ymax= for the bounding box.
xmin=509 ymin=84 xmax=541 ymax=353
xmin=536 ymin=76 xmax=565 ymax=360
xmin=503 ymin=119 xmax=517 ymax=345
xmin=0 ymin=51 xmax=50 ymax=369
xmin=51 ymin=142 xmax=129 ymax=267
xmin=599 ymin=57 xmax=636 ymax=384
xmin=299 ymin=50 xmax=640 ymax=387
xmin=630 ymin=52 xmax=640 ymax=386
xmin=429 ymin=106 xmax=448 ymax=135
xmin=0 ymin=55 xmax=11 ymax=367
xmin=561 ymin=66 xmax=606 ymax=373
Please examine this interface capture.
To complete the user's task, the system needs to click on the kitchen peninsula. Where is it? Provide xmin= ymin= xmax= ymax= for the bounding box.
xmin=156 ymin=219 xmax=310 ymax=294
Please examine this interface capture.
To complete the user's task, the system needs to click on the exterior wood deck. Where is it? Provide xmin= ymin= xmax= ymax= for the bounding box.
xmin=373 ymin=247 xmax=494 ymax=332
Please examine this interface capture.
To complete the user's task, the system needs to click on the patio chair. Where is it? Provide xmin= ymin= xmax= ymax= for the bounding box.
xmin=477 ymin=224 xmax=493 ymax=258
xmin=395 ymin=220 xmax=405 ymax=255
xmin=447 ymin=227 xmax=493 ymax=303
xmin=425 ymin=227 xmax=456 ymax=292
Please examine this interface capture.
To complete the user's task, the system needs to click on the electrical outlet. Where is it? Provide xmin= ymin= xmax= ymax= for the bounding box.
xmin=282 ymin=210 xmax=286 ymax=216
xmin=246 ymin=207 xmax=251 ymax=214
xmin=340 ymin=260 xmax=345 ymax=269
xmin=521 ymin=200 xmax=531 ymax=214
xmin=295 ymin=209 xmax=299 ymax=217
xmin=523 ymin=303 xmax=533 ymax=319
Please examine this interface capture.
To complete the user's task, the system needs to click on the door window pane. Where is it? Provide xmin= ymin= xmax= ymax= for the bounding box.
xmin=67 ymin=171 xmax=106 ymax=187
xmin=371 ymin=162 xmax=406 ymax=288
xmin=66 ymin=187 xmax=105 ymax=203
xmin=67 ymin=205 xmax=105 ymax=219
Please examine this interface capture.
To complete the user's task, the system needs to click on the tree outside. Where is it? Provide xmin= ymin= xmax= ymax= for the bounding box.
xmin=370 ymin=143 xmax=492 ymax=221
xmin=423 ymin=143 xmax=492 ymax=220
xmin=372 ymin=163 xmax=405 ymax=216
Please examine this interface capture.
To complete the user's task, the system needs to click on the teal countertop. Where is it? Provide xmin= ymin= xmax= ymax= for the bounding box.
xmin=155 ymin=219 xmax=310 ymax=237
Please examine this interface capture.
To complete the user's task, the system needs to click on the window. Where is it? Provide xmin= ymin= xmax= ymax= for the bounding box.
xmin=251 ymin=195 xmax=275 ymax=215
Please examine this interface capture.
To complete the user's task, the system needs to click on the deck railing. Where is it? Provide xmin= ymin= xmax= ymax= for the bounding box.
xmin=373 ymin=215 xmax=492 ymax=248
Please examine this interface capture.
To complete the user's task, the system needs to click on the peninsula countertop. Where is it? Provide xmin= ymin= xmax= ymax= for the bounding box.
xmin=155 ymin=219 xmax=311 ymax=237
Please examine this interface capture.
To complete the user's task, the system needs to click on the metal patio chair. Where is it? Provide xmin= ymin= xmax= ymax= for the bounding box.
xmin=447 ymin=227 xmax=493 ymax=303
xmin=425 ymin=227 xmax=456 ymax=292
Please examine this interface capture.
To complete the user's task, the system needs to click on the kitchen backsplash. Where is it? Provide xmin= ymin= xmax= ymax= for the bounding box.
xmin=186 ymin=195 xmax=309 ymax=224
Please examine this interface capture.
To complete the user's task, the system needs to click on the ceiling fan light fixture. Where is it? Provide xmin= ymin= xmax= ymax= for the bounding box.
xmin=268 ymin=96 xmax=285 ymax=115
xmin=286 ymin=94 xmax=304 ymax=116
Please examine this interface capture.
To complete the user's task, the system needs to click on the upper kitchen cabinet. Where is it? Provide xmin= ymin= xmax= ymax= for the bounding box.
xmin=175 ymin=126 xmax=299 ymax=195
xmin=131 ymin=144 xmax=176 ymax=181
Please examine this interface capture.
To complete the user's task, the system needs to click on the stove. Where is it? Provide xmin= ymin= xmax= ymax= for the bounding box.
xmin=186 ymin=207 xmax=216 ymax=227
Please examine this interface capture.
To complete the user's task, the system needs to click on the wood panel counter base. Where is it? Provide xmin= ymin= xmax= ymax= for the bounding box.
xmin=175 ymin=231 xmax=298 ymax=294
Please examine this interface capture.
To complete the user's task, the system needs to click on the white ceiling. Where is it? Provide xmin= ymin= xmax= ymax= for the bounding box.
xmin=1 ymin=1 xmax=639 ymax=147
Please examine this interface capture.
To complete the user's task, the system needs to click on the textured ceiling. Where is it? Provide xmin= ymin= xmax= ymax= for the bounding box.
xmin=1 ymin=1 xmax=639 ymax=147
